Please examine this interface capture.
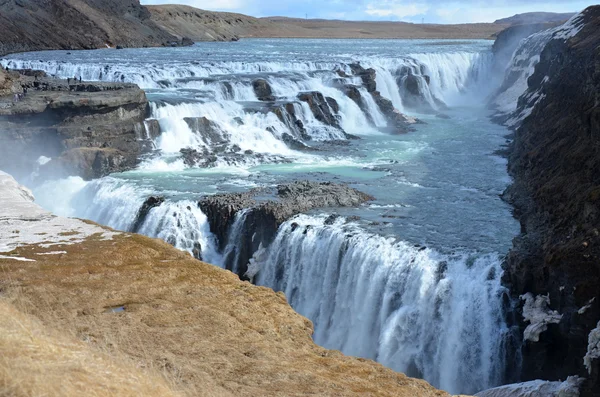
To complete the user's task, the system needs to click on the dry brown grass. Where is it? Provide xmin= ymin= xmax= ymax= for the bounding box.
xmin=0 ymin=232 xmax=455 ymax=396
xmin=0 ymin=299 xmax=180 ymax=397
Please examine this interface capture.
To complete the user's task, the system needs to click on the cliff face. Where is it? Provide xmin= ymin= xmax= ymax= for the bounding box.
xmin=0 ymin=171 xmax=454 ymax=397
xmin=0 ymin=71 xmax=158 ymax=180
xmin=501 ymin=7 xmax=600 ymax=396
xmin=0 ymin=0 xmax=184 ymax=56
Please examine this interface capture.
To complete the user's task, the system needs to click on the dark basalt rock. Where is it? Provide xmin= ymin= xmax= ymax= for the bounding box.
xmin=131 ymin=196 xmax=165 ymax=233
xmin=252 ymin=78 xmax=275 ymax=101
xmin=179 ymin=147 xmax=218 ymax=168
xmin=271 ymin=102 xmax=310 ymax=141
xmin=349 ymin=63 xmax=377 ymax=93
xmin=297 ymin=91 xmax=341 ymax=129
xmin=198 ymin=181 xmax=374 ymax=278
xmin=184 ymin=116 xmax=227 ymax=145
xmin=0 ymin=71 xmax=155 ymax=180
xmin=500 ymin=7 xmax=600 ymax=396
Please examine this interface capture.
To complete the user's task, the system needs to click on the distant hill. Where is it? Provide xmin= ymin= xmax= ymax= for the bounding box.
xmin=494 ymin=12 xmax=576 ymax=25
xmin=149 ymin=5 xmax=507 ymax=41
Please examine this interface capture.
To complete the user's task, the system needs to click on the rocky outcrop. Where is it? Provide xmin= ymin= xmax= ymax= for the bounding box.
xmin=491 ymin=22 xmax=562 ymax=74
xmin=297 ymin=91 xmax=341 ymax=129
xmin=0 ymin=171 xmax=459 ymax=397
xmin=501 ymin=7 xmax=600 ymax=396
xmin=199 ymin=181 xmax=374 ymax=277
xmin=0 ymin=0 xmax=189 ymax=56
xmin=347 ymin=64 xmax=419 ymax=132
xmin=184 ymin=116 xmax=227 ymax=145
xmin=253 ymin=79 xmax=275 ymax=101
xmin=0 ymin=71 xmax=158 ymax=180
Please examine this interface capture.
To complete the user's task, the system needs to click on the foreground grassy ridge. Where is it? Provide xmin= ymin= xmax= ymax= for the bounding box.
xmin=0 ymin=299 xmax=180 ymax=397
xmin=0 ymin=231 xmax=452 ymax=397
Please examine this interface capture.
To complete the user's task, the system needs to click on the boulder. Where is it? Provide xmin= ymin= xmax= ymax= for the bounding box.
xmin=297 ymin=91 xmax=340 ymax=129
xmin=252 ymin=79 xmax=275 ymax=101
xmin=184 ymin=116 xmax=227 ymax=145
xmin=131 ymin=196 xmax=165 ymax=233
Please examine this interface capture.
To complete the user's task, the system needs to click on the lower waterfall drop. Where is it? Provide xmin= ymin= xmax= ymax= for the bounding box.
xmin=255 ymin=214 xmax=508 ymax=395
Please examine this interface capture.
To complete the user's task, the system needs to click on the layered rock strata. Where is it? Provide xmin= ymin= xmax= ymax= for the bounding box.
xmin=0 ymin=70 xmax=158 ymax=180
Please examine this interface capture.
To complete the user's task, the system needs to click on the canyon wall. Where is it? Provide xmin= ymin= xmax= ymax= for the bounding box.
xmin=0 ymin=71 xmax=158 ymax=180
xmin=500 ymin=6 xmax=600 ymax=396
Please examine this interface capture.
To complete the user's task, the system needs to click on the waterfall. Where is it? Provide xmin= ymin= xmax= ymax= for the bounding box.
xmin=254 ymin=214 xmax=508 ymax=395
xmin=33 ymin=177 xmax=221 ymax=264
xmin=12 ymin=38 xmax=526 ymax=396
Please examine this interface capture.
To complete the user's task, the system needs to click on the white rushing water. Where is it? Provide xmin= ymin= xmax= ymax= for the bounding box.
xmin=253 ymin=215 xmax=508 ymax=394
xmin=7 ymin=35 xmax=546 ymax=395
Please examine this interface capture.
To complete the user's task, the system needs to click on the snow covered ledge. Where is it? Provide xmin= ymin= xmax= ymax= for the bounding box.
xmin=0 ymin=171 xmax=116 ymax=261
xmin=476 ymin=377 xmax=584 ymax=397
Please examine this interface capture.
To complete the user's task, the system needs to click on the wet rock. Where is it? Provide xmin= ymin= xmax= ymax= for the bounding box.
xmin=349 ymin=63 xmax=377 ymax=93
xmin=500 ymin=7 xmax=600 ymax=395
xmin=398 ymin=68 xmax=446 ymax=113
xmin=131 ymin=196 xmax=165 ymax=233
xmin=271 ymin=102 xmax=309 ymax=140
xmin=0 ymin=72 xmax=153 ymax=181
xmin=252 ymin=79 xmax=275 ymax=101
xmin=144 ymin=119 xmax=162 ymax=140
xmin=179 ymin=147 xmax=218 ymax=168
xmin=281 ymin=133 xmax=310 ymax=151
xmin=297 ymin=91 xmax=341 ymax=129
xmin=198 ymin=181 xmax=374 ymax=277
xmin=184 ymin=116 xmax=227 ymax=145
xmin=326 ymin=97 xmax=339 ymax=114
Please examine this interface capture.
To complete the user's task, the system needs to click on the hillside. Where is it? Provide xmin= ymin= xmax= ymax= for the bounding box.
xmin=495 ymin=12 xmax=576 ymax=25
xmin=148 ymin=5 xmax=507 ymax=40
xmin=0 ymin=0 xmax=184 ymax=56
xmin=147 ymin=5 xmax=302 ymax=41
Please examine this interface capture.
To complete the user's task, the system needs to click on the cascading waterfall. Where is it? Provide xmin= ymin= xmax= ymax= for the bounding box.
xmin=9 ymin=37 xmax=538 ymax=395
xmin=34 ymin=177 xmax=221 ymax=264
xmin=254 ymin=214 xmax=508 ymax=395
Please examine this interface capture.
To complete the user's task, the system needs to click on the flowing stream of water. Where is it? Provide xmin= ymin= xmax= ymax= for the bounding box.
xmin=3 ymin=37 xmax=546 ymax=394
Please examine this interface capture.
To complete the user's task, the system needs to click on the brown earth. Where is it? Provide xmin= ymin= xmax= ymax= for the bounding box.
xmin=0 ymin=229 xmax=459 ymax=397
xmin=0 ymin=0 xmax=185 ymax=56
xmin=148 ymin=5 xmax=508 ymax=41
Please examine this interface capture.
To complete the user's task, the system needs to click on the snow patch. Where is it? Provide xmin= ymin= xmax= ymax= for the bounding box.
xmin=520 ymin=293 xmax=562 ymax=342
xmin=0 ymin=171 xmax=116 ymax=254
xmin=584 ymin=321 xmax=600 ymax=374
xmin=476 ymin=376 xmax=584 ymax=397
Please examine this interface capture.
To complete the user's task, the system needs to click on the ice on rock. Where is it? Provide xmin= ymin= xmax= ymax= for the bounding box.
xmin=520 ymin=293 xmax=562 ymax=342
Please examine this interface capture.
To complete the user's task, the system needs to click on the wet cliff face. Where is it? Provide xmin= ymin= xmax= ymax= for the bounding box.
xmin=502 ymin=7 xmax=600 ymax=396
xmin=0 ymin=71 xmax=158 ymax=180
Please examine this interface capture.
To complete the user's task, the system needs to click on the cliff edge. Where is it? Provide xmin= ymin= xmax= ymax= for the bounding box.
xmin=501 ymin=6 xmax=600 ymax=396
xmin=0 ymin=170 xmax=455 ymax=397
